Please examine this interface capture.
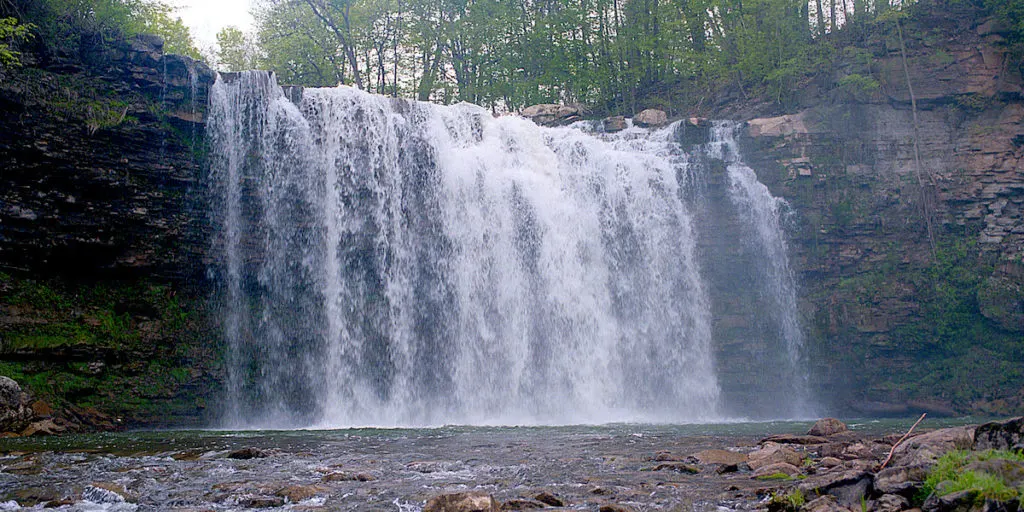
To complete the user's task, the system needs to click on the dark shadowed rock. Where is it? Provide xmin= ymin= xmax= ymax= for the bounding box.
xmin=808 ymin=418 xmax=848 ymax=437
xmin=649 ymin=462 xmax=700 ymax=473
xmin=922 ymin=489 xmax=976 ymax=512
xmin=798 ymin=470 xmax=873 ymax=508
xmin=764 ymin=434 xmax=828 ymax=445
xmin=973 ymin=417 xmax=1024 ymax=452
xmin=501 ymin=499 xmax=545 ymax=510
xmin=872 ymin=494 xmax=909 ymax=512
xmin=239 ymin=495 xmax=285 ymax=508
xmin=599 ymin=505 xmax=636 ymax=512
xmin=227 ymin=447 xmax=268 ymax=460
xmin=533 ymin=492 xmax=564 ymax=507
xmin=424 ymin=492 xmax=500 ymax=512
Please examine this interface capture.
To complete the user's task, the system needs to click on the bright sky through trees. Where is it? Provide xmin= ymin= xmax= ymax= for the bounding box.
xmin=172 ymin=0 xmax=254 ymax=47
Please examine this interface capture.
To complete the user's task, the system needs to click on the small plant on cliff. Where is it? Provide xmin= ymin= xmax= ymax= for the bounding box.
xmin=836 ymin=73 xmax=880 ymax=102
xmin=0 ymin=17 xmax=33 ymax=70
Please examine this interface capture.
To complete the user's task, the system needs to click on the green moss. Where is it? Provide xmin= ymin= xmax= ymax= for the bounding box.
xmin=918 ymin=450 xmax=1024 ymax=505
xmin=757 ymin=472 xmax=796 ymax=481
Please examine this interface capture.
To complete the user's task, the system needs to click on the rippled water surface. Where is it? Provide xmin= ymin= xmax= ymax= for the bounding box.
xmin=0 ymin=419 xmax=973 ymax=511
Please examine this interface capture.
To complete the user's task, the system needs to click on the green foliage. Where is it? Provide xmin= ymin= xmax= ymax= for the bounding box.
xmin=919 ymin=450 xmax=1024 ymax=504
xmin=215 ymin=26 xmax=256 ymax=72
xmin=0 ymin=17 xmax=34 ymax=69
xmin=836 ymin=73 xmax=881 ymax=101
xmin=770 ymin=489 xmax=806 ymax=510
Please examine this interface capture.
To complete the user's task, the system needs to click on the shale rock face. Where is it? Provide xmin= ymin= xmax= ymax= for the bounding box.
xmin=737 ymin=9 xmax=1024 ymax=415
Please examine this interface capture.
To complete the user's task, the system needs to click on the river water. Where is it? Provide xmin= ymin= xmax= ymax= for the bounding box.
xmin=0 ymin=420 xmax=952 ymax=511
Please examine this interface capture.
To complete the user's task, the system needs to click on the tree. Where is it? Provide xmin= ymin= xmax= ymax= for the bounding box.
xmin=0 ymin=17 xmax=33 ymax=69
xmin=216 ymin=26 xmax=256 ymax=72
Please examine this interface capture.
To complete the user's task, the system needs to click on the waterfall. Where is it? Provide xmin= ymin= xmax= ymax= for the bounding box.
xmin=207 ymin=71 xmax=808 ymax=428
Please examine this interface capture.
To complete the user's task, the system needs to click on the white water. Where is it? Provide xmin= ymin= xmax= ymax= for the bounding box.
xmin=208 ymin=72 xmax=808 ymax=428
xmin=707 ymin=121 xmax=811 ymax=417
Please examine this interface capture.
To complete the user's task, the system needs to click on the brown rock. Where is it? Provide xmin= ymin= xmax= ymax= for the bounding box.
xmin=275 ymin=484 xmax=326 ymax=502
xmin=354 ymin=472 xmax=376 ymax=482
xmin=808 ymin=418 xmax=848 ymax=437
xmin=21 ymin=419 xmax=65 ymax=437
xmin=599 ymin=505 xmax=635 ymax=512
xmin=30 ymin=400 xmax=53 ymax=418
xmin=801 ymin=495 xmax=849 ymax=512
xmin=892 ymin=426 xmax=975 ymax=467
xmin=423 ymin=492 xmax=500 ymax=512
xmin=748 ymin=442 xmax=803 ymax=470
xmin=604 ymin=116 xmax=627 ymax=133
xmin=634 ymin=109 xmax=667 ymax=128
xmin=819 ymin=457 xmax=843 ymax=468
xmin=520 ymin=104 xmax=581 ymax=127
xmin=533 ymin=492 xmax=564 ymax=507
xmin=501 ymin=499 xmax=545 ymax=510
xmin=694 ymin=449 xmax=749 ymax=465
xmin=753 ymin=462 xmax=801 ymax=478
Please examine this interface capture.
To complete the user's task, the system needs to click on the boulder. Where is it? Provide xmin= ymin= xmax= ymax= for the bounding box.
xmin=0 ymin=376 xmax=32 ymax=433
xmin=604 ymin=116 xmax=627 ymax=133
xmin=501 ymin=499 xmax=546 ymax=510
xmin=973 ymin=417 xmax=1024 ymax=452
xmin=633 ymin=109 xmax=668 ymax=128
xmin=798 ymin=470 xmax=873 ymax=509
xmin=275 ymin=484 xmax=327 ymax=502
xmin=753 ymin=462 xmax=801 ymax=478
xmin=892 ymin=427 xmax=975 ymax=467
xmin=874 ymin=464 xmax=930 ymax=495
xmin=239 ymin=495 xmax=285 ymax=508
xmin=808 ymin=418 xmax=848 ymax=437
xmin=424 ymin=492 xmax=500 ymax=512
xmin=748 ymin=442 xmax=803 ymax=470
xmin=872 ymin=494 xmax=910 ymax=512
xmin=520 ymin=104 xmax=581 ymax=127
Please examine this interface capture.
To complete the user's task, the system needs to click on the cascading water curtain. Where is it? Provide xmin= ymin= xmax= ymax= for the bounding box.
xmin=208 ymin=71 xmax=810 ymax=428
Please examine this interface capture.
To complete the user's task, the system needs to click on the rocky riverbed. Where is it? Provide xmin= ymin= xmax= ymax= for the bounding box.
xmin=0 ymin=417 xmax=1021 ymax=512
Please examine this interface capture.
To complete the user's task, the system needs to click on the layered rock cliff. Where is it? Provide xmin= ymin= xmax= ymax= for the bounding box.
xmin=0 ymin=35 xmax=221 ymax=427
xmin=737 ymin=9 xmax=1024 ymax=415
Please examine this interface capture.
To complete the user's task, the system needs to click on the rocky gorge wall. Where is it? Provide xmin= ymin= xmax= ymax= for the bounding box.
xmin=0 ymin=35 xmax=221 ymax=429
xmin=734 ymin=10 xmax=1024 ymax=416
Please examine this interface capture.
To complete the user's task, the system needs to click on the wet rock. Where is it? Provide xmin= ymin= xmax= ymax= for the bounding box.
xmin=10 ymin=487 xmax=61 ymax=507
xmin=808 ymin=418 xmax=848 ymax=437
xmin=874 ymin=464 xmax=930 ymax=495
xmin=633 ymin=109 xmax=667 ymax=128
xmin=275 ymin=484 xmax=326 ymax=503
xmin=533 ymin=492 xmax=564 ymax=507
xmin=239 ymin=495 xmax=285 ymax=508
xmin=501 ymin=499 xmax=546 ymax=510
xmin=872 ymin=494 xmax=910 ymax=512
xmin=521 ymin=104 xmax=581 ymax=127
xmin=716 ymin=463 xmax=740 ymax=474
xmin=0 ymin=376 xmax=32 ymax=433
xmin=423 ymin=492 xmax=500 ymax=512
xmin=892 ymin=427 xmax=975 ymax=467
xmin=599 ymin=505 xmax=636 ymax=512
xmin=354 ymin=472 xmax=376 ymax=482
xmin=973 ymin=417 xmax=1024 ymax=452
xmin=82 ymin=485 xmax=128 ymax=504
xmin=694 ymin=449 xmax=749 ymax=465
xmin=748 ymin=442 xmax=803 ymax=470
xmin=800 ymin=495 xmax=848 ymax=512
xmin=227 ymin=447 xmax=268 ymax=460
xmin=764 ymin=434 xmax=828 ymax=445
xmin=753 ymin=462 xmax=801 ymax=478
xmin=798 ymin=470 xmax=873 ymax=509
xmin=604 ymin=116 xmax=627 ymax=133
xmin=21 ymin=419 xmax=65 ymax=437
xmin=648 ymin=462 xmax=700 ymax=473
